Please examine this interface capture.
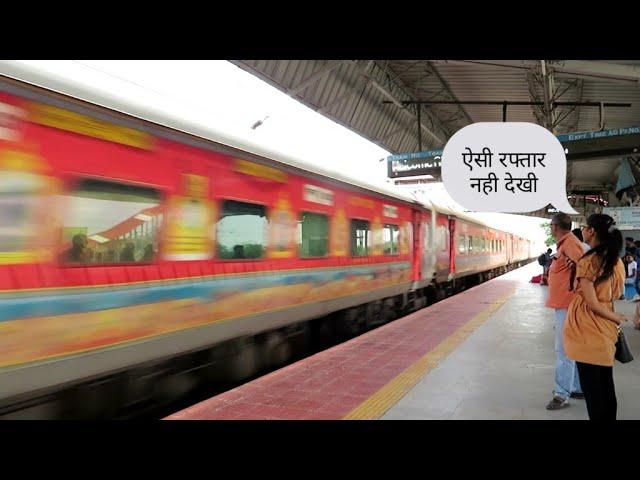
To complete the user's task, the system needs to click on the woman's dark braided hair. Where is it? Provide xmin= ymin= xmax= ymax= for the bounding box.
xmin=581 ymin=213 xmax=623 ymax=285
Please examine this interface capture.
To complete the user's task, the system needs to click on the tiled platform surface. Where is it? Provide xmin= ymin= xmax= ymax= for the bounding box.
xmin=167 ymin=261 xmax=640 ymax=420
xmin=383 ymin=263 xmax=640 ymax=420
xmin=166 ymin=264 xmax=521 ymax=420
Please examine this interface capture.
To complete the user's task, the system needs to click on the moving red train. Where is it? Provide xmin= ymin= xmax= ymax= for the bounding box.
xmin=0 ymin=63 xmax=535 ymax=418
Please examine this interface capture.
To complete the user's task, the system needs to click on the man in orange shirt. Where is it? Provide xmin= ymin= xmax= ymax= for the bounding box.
xmin=545 ymin=213 xmax=585 ymax=410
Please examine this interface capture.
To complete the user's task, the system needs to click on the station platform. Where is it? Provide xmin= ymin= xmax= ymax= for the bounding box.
xmin=165 ymin=262 xmax=640 ymax=420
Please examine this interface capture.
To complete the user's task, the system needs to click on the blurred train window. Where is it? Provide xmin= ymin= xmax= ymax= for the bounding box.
xmin=424 ymin=223 xmax=432 ymax=250
xmin=298 ymin=212 xmax=328 ymax=257
xmin=467 ymin=236 xmax=473 ymax=253
xmin=351 ymin=219 xmax=370 ymax=256
xmin=441 ymin=226 xmax=449 ymax=252
xmin=217 ymin=200 xmax=267 ymax=259
xmin=0 ymin=172 xmax=44 ymax=254
xmin=60 ymin=179 xmax=162 ymax=265
xmin=383 ymin=224 xmax=399 ymax=255
xmin=458 ymin=235 xmax=466 ymax=254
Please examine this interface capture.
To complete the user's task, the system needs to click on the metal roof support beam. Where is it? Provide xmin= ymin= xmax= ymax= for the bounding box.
xmin=316 ymin=61 xmax=375 ymax=115
xmin=430 ymin=60 xmax=640 ymax=84
xmin=346 ymin=60 xmax=448 ymax=147
xmin=547 ymin=60 xmax=640 ymax=83
xmin=381 ymin=62 xmax=452 ymax=141
xmin=429 ymin=60 xmax=538 ymax=70
xmin=425 ymin=61 xmax=474 ymax=126
xmin=318 ymin=86 xmax=359 ymax=114
xmin=380 ymin=99 xmax=630 ymax=107
xmin=379 ymin=125 xmax=406 ymax=143
xmin=552 ymin=80 xmax=581 ymax=130
xmin=525 ymin=69 xmax=546 ymax=127
xmin=540 ymin=60 xmax=557 ymax=133
xmin=367 ymin=75 xmax=444 ymax=145
xmin=570 ymin=78 xmax=584 ymax=132
xmin=287 ymin=60 xmax=343 ymax=97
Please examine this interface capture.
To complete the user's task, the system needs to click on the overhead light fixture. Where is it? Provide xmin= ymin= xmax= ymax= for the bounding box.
xmin=250 ymin=115 xmax=270 ymax=130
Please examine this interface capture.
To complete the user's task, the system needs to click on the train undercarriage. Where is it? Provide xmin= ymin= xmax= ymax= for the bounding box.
xmin=0 ymin=259 xmax=533 ymax=420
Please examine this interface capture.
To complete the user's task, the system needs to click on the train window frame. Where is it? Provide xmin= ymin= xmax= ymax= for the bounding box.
xmin=383 ymin=223 xmax=400 ymax=256
xmin=350 ymin=218 xmax=371 ymax=257
xmin=474 ymin=236 xmax=482 ymax=253
xmin=298 ymin=210 xmax=330 ymax=259
xmin=423 ymin=222 xmax=432 ymax=251
xmin=216 ymin=198 xmax=269 ymax=261
xmin=458 ymin=234 xmax=466 ymax=254
xmin=444 ymin=227 xmax=450 ymax=253
xmin=438 ymin=225 xmax=448 ymax=252
xmin=58 ymin=176 xmax=166 ymax=267
xmin=0 ymin=170 xmax=51 ymax=261
xmin=467 ymin=236 xmax=473 ymax=254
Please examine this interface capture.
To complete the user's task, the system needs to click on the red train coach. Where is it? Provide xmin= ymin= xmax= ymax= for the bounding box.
xmin=0 ymin=63 xmax=534 ymax=418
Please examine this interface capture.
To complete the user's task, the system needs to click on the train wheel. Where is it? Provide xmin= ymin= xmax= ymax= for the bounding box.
xmin=152 ymin=371 xmax=199 ymax=407
xmin=382 ymin=298 xmax=397 ymax=322
xmin=261 ymin=331 xmax=292 ymax=370
xmin=207 ymin=338 xmax=259 ymax=383
xmin=365 ymin=301 xmax=385 ymax=328
xmin=336 ymin=306 xmax=366 ymax=338
xmin=425 ymin=285 xmax=437 ymax=305
xmin=311 ymin=316 xmax=335 ymax=349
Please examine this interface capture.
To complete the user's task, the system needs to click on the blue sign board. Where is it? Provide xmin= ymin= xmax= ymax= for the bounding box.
xmin=556 ymin=126 xmax=640 ymax=143
xmin=388 ymin=125 xmax=640 ymax=178
xmin=603 ymin=207 xmax=640 ymax=231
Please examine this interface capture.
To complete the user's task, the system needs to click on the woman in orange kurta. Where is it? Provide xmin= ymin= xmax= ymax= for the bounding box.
xmin=563 ymin=214 xmax=628 ymax=421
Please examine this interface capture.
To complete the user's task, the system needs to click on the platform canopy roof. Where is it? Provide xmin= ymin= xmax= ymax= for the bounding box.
xmin=233 ymin=60 xmax=640 ymax=219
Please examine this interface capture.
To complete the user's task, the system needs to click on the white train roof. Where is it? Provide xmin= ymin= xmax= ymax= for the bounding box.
xmin=0 ymin=61 xmax=526 ymax=237
xmin=0 ymin=61 xmax=424 ymax=206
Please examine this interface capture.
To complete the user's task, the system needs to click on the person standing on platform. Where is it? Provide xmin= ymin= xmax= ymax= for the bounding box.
xmin=624 ymin=253 xmax=637 ymax=288
xmin=572 ymin=228 xmax=591 ymax=254
xmin=540 ymin=248 xmax=553 ymax=285
xmin=633 ymin=248 xmax=640 ymax=302
xmin=545 ymin=213 xmax=585 ymax=410
xmin=625 ymin=237 xmax=637 ymax=257
xmin=563 ymin=214 xmax=627 ymax=420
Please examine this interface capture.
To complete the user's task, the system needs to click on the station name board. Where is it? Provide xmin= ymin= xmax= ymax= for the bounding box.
xmin=387 ymin=150 xmax=442 ymax=179
xmin=387 ymin=125 xmax=640 ymax=179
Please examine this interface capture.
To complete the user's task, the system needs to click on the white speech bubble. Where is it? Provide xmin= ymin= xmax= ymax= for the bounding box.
xmin=441 ymin=122 xmax=578 ymax=214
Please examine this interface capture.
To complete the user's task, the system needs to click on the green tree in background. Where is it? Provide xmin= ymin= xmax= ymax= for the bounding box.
xmin=540 ymin=221 xmax=555 ymax=247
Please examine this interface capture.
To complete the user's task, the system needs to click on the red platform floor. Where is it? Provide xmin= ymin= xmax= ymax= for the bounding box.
xmin=165 ymin=269 xmax=521 ymax=420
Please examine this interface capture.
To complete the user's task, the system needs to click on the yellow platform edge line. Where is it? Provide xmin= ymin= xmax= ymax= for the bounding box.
xmin=343 ymin=290 xmax=515 ymax=420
